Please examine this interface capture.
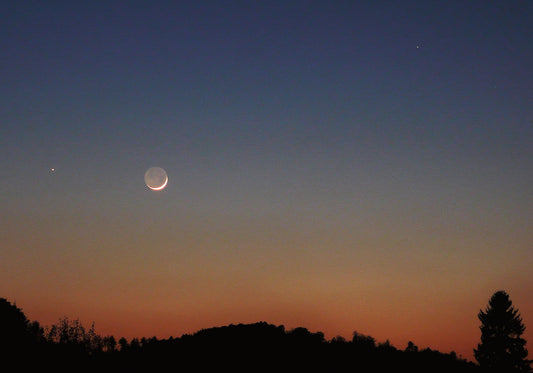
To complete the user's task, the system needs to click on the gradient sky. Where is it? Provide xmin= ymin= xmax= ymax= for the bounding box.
xmin=1 ymin=0 xmax=532 ymax=360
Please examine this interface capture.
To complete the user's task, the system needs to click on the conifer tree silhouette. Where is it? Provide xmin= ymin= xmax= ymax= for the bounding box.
xmin=474 ymin=291 xmax=532 ymax=373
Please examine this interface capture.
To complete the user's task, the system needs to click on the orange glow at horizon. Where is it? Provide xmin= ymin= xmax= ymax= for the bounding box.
xmin=4 ymin=201 xmax=533 ymax=363
xmin=10 ymin=259 xmax=533 ymax=362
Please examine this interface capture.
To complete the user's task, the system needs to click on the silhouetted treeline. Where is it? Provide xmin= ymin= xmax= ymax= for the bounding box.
xmin=0 ymin=297 xmax=481 ymax=372
xmin=93 ymin=322 xmax=479 ymax=372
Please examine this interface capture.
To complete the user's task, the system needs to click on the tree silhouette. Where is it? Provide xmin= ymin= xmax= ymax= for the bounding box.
xmin=0 ymin=298 xmax=45 ymax=351
xmin=118 ymin=337 xmax=129 ymax=352
xmin=352 ymin=330 xmax=376 ymax=350
xmin=474 ymin=290 xmax=532 ymax=373
xmin=0 ymin=298 xmax=51 ymax=370
xmin=45 ymin=316 xmax=104 ymax=358
xmin=406 ymin=340 xmax=419 ymax=353
xmin=102 ymin=335 xmax=117 ymax=353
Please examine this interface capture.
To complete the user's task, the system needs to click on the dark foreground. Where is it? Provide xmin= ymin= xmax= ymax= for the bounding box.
xmin=7 ymin=320 xmax=479 ymax=372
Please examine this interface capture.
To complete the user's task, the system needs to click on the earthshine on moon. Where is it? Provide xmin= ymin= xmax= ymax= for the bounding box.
xmin=145 ymin=167 xmax=168 ymax=191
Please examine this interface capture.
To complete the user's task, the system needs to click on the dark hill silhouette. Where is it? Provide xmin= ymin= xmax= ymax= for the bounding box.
xmin=90 ymin=322 xmax=480 ymax=372
xmin=1 ymin=298 xmax=481 ymax=372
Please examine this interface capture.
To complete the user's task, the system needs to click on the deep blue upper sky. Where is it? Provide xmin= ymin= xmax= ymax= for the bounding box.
xmin=1 ymin=0 xmax=532 ymax=227
xmin=3 ymin=1 xmax=531 ymax=151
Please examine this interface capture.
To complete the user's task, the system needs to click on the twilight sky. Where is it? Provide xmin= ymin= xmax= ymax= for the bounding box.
xmin=1 ymin=0 xmax=532 ymax=360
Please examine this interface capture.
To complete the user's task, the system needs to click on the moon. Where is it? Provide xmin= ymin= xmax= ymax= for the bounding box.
xmin=144 ymin=167 xmax=168 ymax=191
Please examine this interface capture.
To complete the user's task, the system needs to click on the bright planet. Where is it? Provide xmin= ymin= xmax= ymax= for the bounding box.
xmin=144 ymin=167 xmax=168 ymax=191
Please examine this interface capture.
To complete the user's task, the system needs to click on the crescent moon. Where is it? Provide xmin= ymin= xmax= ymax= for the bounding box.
xmin=148 ymin=175 xmax=168 ymax=191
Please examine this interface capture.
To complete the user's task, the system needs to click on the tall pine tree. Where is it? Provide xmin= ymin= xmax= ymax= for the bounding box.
xmin=474 ymin=291 xmax=531 ymax=373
